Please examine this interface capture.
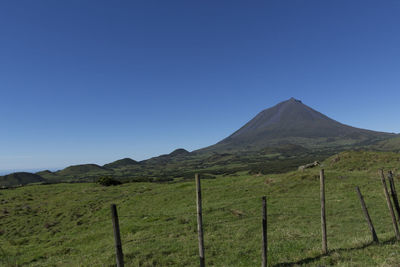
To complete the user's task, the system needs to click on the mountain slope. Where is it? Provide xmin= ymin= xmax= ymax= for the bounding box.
xmin=0 ymin=172 xmax=45 ymax=187
xmin=369 ymin=135 xmax=400 ymax=152
xmin=200 ymin=98 xmax=395 ymax=152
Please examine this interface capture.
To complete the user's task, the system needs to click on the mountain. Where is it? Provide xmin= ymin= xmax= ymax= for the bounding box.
xmin=199 ymin=98 xmax=395 ymax=153
xmin=104 ymin=158 xmax=138 ymax=169
xmin=0 ymin=172 xmax=46 ymax=187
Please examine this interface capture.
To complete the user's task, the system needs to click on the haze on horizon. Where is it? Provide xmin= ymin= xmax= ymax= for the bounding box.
xmin=1 ymin=0 xmax=400 ymax=172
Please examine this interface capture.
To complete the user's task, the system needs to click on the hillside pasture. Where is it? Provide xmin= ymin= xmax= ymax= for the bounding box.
xmin=1 ymin=151 xmax=400 ymax=266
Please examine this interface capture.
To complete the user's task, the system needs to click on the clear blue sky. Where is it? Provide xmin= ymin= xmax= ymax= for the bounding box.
xmin=1 ymin=0 xmax=399 ymax=172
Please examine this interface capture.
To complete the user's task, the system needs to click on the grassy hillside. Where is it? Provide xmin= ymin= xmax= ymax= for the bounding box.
xmin=54 ymin=164 xmax=112 ymax=181
xmin=103 ymin=158 xmax=138 ymax=169
xmin=2 ymin=151 xmax=400 ymax=266
xmin=371 ymin=136 xmax=400 ymax=152
xmin=0 ymin=145 xmax=323 ymax=187
xmin=0 ymin=172 xmax=45 ymax=188
xmin=4 ymin=141 xmax=400 ymax=188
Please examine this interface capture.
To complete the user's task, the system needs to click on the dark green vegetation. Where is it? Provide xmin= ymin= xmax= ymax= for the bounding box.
xmin=104 ymin=158 xmax=139 ymax=169
xmin=0 ymin=172 xmax=45 ymax=188
xmin=4 ymin=144 xmax=340 ymax=187
xmin=97 ymin=176 xmax=122 ymax=186
xmin=371 ymin=136 xmax=400 ymax=152
xmin=2 ymin=151 xmax=400 ymax=266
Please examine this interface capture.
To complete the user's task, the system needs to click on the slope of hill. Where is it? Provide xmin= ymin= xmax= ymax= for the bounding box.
xmin=168 ymin=148 xmax=190 ymax=157
xmin=103 ymin=158 xmax=138 ymax=169
xmin=0 ymin=172 xmax=45 ymax=187
xmin=142 ymin=148 xmax=190 ymax=165
xmin=370 ymin=135 xmax=400 ymax=152
xmin=36 ymin=170 xmax=53 ymax=177
xmin=2 ymin=151 xmax=400 ymax=266
xmin=199 ymin=98 xmax=395 ymax=153
xmin=56 ymin=164 xmax=111 ymax=178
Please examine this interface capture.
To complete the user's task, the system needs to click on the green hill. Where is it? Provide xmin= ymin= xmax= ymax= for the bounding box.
xmin=142 ymin=148 xmax=191 ymax=165
xmin=103 ymin=158 xmax=139 ymax=169
xmin=326 ymin=150 xmax=400 ymax=172
xmin=168 ymin=148 xmax=190 ymax=157
xmin=0 ymin=172 xmax=45 ymax=187
xmin=2 ymin=150 xmax=400 ymax=266
xmin=370 ymin=135 xmax=400 ymax=152
xmin=56 ymin=164 xmax=112 ymax=179
xmin=36 ymin=170 xmax=53 ymax=176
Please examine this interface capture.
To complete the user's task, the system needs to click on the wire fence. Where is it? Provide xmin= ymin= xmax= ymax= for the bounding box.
xmin=57 ymin=169 xmax=400 ymax=266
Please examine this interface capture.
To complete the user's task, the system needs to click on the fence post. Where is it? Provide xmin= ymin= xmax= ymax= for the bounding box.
xmin=262 ymin=196 xmax=267 ymax=267
xmin=196 ymin=174 xmax=205 ymax=267
xmin=355 ymin=186 xmax=379 ymax=243
xmin=111 ymin=204 xmax=124 ymax=267
xmin=380 ymin=170 xmax=400 ymax=240
xmin=387 ymin=171 xmax=400 ymax=222
xmin=320 ymin=169 xmax=327 ymax=254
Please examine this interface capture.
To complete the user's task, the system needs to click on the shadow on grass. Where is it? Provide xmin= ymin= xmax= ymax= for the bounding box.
xmin=272 ymin=237 xmax=397 ymax=267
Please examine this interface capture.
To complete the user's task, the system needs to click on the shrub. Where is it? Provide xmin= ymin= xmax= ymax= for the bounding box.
xmin=97 ymin=176 xmax=122 ymax=186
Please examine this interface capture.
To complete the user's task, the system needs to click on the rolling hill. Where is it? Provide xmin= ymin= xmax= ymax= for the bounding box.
xmin=2 ymin=150 xmax=400 ymax=266
xmin=0 ymin=172 xmax=45 ymax=188
xmin=103 ymin=158 xmax=139 ymax=169
xmin=54 ymin=164 xmax=112 ymax=180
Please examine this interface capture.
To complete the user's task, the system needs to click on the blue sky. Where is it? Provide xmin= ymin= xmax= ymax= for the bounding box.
xmin=1 ymin=0 xmax=399 ymax=172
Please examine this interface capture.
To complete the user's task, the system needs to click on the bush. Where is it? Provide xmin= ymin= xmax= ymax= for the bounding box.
xmin=97 ymin=176 xmax=122 ymax=186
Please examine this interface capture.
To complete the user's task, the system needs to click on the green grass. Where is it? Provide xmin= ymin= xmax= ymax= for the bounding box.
xmin=371 ymin=136 xmax=400 ymax=152
xmin=1 ymin=151 xmax=400 ymax=266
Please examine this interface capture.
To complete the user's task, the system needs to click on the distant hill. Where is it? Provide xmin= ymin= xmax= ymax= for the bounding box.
xmin=0 ymin=172 xmax=45 ymax=187
xmin=169 ymin=148 xmax=190 ymax=157
xmin=142 ymin=148 xmax=190 ymax=165
xmin=104 ymin=158 xmax=138 ymax=169
xmin=369 ymin=135 xmax=400 ymax=152
xmin=56 ymin=164 xmax=111 ymax=178
xmin=199 ymin=98 xmax=395 ymax=153
xmin=35 ymin=170 xmax=61 ymax=181
xmin=36 ymin=170 xmax=53 ymax=176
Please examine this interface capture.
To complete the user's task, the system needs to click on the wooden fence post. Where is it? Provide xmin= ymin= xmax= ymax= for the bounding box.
xmin=111 ymin=204 xmax=124 ymax=267
xmin=262 ymin=196 xmax=267 ymax=267
xmin=387 ymin=171 xmax=400 ymax=222
xmin=380 ymin=170 xmax=400 ymax=240
xmin=195 ymin=174 xmax=205 ymax=267
xmin=320 ymin=169 xmax=327 ymax=254
xmin=355 ymin=186 xmax=379 ymax=243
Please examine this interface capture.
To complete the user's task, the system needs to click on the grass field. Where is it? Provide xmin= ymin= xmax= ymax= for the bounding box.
xmin=1 ymin=151 xmax=400 ymax=266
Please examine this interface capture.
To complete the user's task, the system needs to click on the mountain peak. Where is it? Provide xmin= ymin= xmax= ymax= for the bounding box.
xmin=288 ymin=97 xmax=301 ymax=103
xmin=198 ymin=98 xmax=394 ymax=152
